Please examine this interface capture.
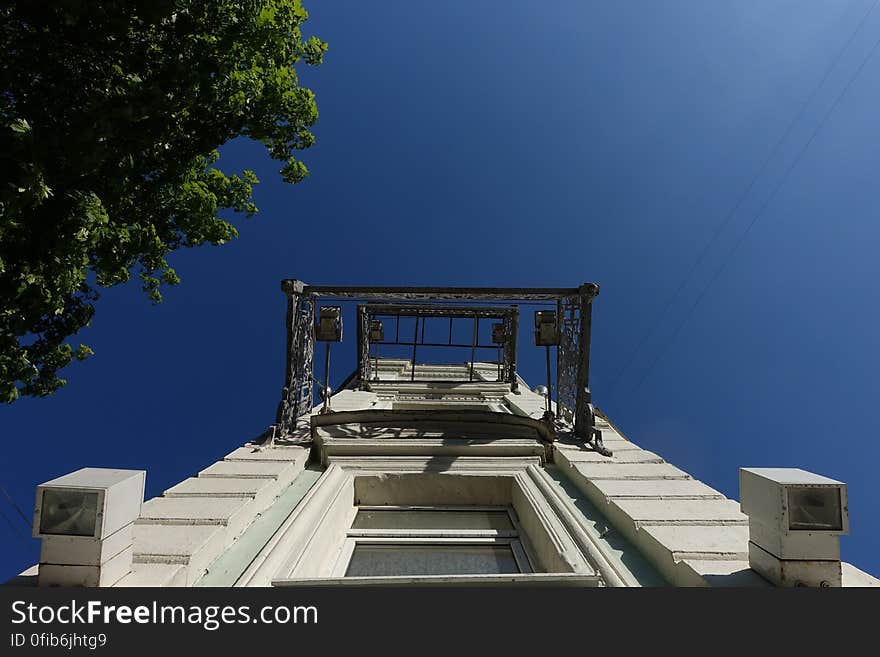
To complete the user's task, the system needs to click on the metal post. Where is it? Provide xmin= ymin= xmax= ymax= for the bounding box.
xmin=411 ymin=317 xmax=418 ymax=381
xmin=545 ymin=345 xmax=553 ymax=415
xmin=469 ymin=317 xmax=478 ymax=381
xmin=357 ymin=305 xmax=368 ymax=388
xmin=373 ymin=342 xmax=379 ymax=381
xmin=556 ymin=297 xmax=562 ymax=421
xmin=322 ymin=342 xmax=332 ymax=414
xmin=574 ymin=288 xmax=594 ymax=438
xmin=508 ymin=308 xmax=519 ymax=392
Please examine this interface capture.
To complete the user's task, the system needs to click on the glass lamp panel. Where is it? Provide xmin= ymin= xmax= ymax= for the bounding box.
xmin=39 ymin=489 xmax=99 ymax=536
xmin=787 ymin=487 xmax=842 ymax=531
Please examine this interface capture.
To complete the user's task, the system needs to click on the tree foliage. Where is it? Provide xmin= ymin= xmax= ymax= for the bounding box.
xmin=0 ymin=0 xmax=326 ymax=402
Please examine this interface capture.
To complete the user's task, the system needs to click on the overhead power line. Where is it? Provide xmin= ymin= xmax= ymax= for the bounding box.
xmin=624 ymin=26 xmax=880 ymax=399
xmin=604 ymin=0 xmax=880 ymax=403
xmin=0 ymin=506 xmax=27 ymax=543
xmin=0 ymin=484 xmax=31 ymax=531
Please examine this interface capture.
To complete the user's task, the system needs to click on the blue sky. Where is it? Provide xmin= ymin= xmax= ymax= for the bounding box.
xmin=2 ymin=0 xmax=879 ymax=580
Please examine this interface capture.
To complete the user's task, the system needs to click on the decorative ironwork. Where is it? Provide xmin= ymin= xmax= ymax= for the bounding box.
xmin=574 ymin=287 xmax=594 ymax=440
xmin=556 ymin=285 xmax=595 ymax=439
xmin=357 ymin=305 xmax=372 ymax=384
xmin=502 ymin=309 xmax=518 ymax=392
xmin=556 ymin=294 xmax=581 ymax=426
xmin=279 ymin=282 xmax=598 ymax=441
xmin=356 ymin=304 xmax=519 ymax=389
xmin=278 ymin=287 xmax=315 ymax=434
xmin=291 ymin=284 xmax=595 ymax=301
xmin=360 ymin=304 xmax=521 ymax=319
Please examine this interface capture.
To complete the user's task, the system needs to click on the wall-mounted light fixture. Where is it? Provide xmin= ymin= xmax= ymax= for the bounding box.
xmin=533 ymin=311 xmax=558 ymax=423
xmin=315 ymin=306 xmax=343 ymax=342
xmin=491 ymin=323 xmax=506 ymax=344
xmin=491 ymin=323 xmax=506 ymax=380
xmin=32 ymin=468 xmax=145 ymax=587
xmin=315 ymin=306 xmax=343 ymax=414
xmin=533 ymin=311 xmax=559 ymax=346
xmin=740 ymin=468 xmax=849 ymax=587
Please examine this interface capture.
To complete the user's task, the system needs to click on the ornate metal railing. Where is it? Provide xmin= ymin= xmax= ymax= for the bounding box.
xmin=277 ymin=282 xmax=316 ymax=434
xmin=556 ymin=285 xmax=594 ymax=437
xmin=355 ymin=304 xmax=519 ymax=389
xmin=276 ymin=282 xmax=598 ymax=441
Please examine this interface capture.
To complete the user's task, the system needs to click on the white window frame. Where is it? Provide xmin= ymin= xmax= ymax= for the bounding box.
xmin=331 ymin=505 xmax=535 ymax=577
xmin=246 ymin=458 xmax=607 ymax=587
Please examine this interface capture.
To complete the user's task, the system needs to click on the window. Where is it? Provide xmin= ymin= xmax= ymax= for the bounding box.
xmin=331 ymin=506 xmax=534 ymax=578
xmin=264 ymin=467 xmax=604 ymax=587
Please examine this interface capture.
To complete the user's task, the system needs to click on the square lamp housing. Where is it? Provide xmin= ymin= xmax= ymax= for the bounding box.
xmin=740 ymin=468 xmax=848 ymax=562
xmin=33 ymin=468 xmax=146 ymax=541
xmin=491 ymin=323 xmax=506 ymax=344
xmin=33 ymin=469 xmax=145 ymax=586
xmin=534 ymin=311 xmax=558 ymax=346
xmin=316 ymin=306 xmax=343 ymax=342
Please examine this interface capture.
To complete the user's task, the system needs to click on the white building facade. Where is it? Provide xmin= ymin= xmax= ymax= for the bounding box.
xmin=17 ymin=283 xmax=879 ymax=587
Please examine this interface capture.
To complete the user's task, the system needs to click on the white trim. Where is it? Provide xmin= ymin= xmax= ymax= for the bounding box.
xmin=355 ymin=505 xmax=509 ymax=511
xmin=333 ymin=537 xmax=531 ymax=577
xmin=240 ymin=457 xmax=617 ymax=587
xmin=337 ymin=506 xmax=531 ymax=576
xmin=273 ymin=573 xmax=601 ymax=587
xmin=347 ymin=529 xmax=520 ymax=538
xmin=330 ymin=539 xmax=357 ymax=577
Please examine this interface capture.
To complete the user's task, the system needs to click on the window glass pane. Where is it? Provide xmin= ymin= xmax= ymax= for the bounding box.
xmin=345 ymin=544 xmax=520 ymax=576
xmin=352 ymin=509 xmax=513 ymax=530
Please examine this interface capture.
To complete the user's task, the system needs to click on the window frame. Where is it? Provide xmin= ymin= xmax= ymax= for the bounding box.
xmin=254 ymin=462 xmax=607 ymax=588
xmin=331 ymin=505 xmax=535 ymax=578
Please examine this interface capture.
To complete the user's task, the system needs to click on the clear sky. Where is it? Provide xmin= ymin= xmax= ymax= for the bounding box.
xmin=2 ymin=0 xmax=879 ymax=581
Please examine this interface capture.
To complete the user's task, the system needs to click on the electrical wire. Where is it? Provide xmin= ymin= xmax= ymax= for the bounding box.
xmin=604 ymin=0 xmax=880 ymax=402
xmin=0 ymin=506 xmax=27 ymax=542
xmin=0 ymin=484 xmax=30 ymax=530
xmin=624 ymin=26 xmax=880 ymax=399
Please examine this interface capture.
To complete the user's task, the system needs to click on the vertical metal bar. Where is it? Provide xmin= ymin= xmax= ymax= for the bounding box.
xmin=284 ymin=292 xmax=314 ymax=425
xmin=303 ymin=295 xmax=315 ymax=417
xmin=277 ymin=292 xmax=297 ymax=427
xmin=323 ymin=342 xmax=331 ymax=413
xmin=396 ymin=314 xmax=400 ymax=342
xmin=371 ymin=310 xmax=379 ymax=382
xmin=469 ymin=316 xmax=478 ymax=381
xmin=284 ymin=294 xmax=296 ymax=391
xmin=581 ymin=296 xmax=593 ymax=391
xmin=448 ymin=317 xmax=453 ymax=345
xmin=411 ymin=316 xmax=418 ymax=381
xmin=575 ymin=287 xmax=594 ymax=438
xmin=545 ymin=345 xmax=553 ymax=414
xmin=556 ymin=298 xmax=563 ymax=420
xmin=421 ymin=316 xmax=425 ymax=344
xmin=356 ymin=305 xmax=367 ymax=387
xmin=508 ymin=307 xmax=519 ymax=392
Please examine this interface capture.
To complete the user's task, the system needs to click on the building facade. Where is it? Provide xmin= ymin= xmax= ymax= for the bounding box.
xmin=16 ymin=283 xmax=879 ymax=587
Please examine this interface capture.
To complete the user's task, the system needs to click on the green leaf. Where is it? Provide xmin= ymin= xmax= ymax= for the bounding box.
xmin=1 ymin=0 xmax=324 ymax=401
